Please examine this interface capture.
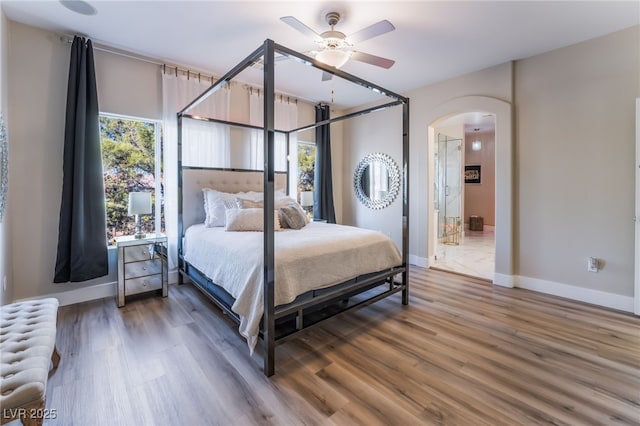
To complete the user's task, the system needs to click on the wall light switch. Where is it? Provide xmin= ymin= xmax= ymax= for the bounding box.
xmin=587 ymin=257 xmax=599 ymax=272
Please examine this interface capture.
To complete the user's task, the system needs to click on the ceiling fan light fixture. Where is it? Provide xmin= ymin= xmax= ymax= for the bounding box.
xmin=317 ymin=33 xmax=350 ymax=49
xmin=316 ymin=49 xmax=350 ymax=68
xmin=281 ymin=12 xmax=395 ymax=73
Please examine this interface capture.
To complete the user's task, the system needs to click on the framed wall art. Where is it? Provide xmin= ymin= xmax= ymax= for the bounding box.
xmin=464 ymin=165 xmax=481 ymax=184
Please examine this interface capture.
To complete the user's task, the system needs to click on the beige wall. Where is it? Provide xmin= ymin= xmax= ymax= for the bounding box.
xmin=405 ymin=62 xmax=513 ymax=266
xmin=464 ymin=129 xmax=495 ymax=226
xmin=0 ymin=7 xmax=10 ymax=305
xmin=515 ymin=25 xmax=639 ymax=297
xmin=344 ymin=25 xmax=638 ymax=307
xmin=342 ymin=104 xmax=404 ymax=249
xmin=5 ymin=20 xmax=328 ymax=303
xmin=7 ymin=21 xmax=118 ymax=302
xmin=5 ymin=17 xmax=640 ymax=309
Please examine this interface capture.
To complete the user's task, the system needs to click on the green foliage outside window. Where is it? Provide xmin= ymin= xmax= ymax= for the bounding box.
xmin=298 ymin=143 xmax=315 ymax=196
xmin=100 ymin=116 xmax=162 ymax=243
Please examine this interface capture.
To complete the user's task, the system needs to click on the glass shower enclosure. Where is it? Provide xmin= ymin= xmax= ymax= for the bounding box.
xmin=434 ymin=133 xmax=462 ymax=245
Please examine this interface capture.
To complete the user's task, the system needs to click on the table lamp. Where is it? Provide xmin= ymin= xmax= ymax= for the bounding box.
xmin=128 ymin=192 xmax=152 ymax=239
xmin=300 ymin=191 xmax=314 ymax=216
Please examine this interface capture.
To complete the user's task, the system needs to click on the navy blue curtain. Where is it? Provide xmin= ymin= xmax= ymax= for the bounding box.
xmin=54 ymin=36 xmax=108 ymax=283
xmin=313 ymin=104 xmax=336 ymax=223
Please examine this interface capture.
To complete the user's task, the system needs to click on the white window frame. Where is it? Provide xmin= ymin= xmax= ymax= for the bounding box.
xmin=100 ymin=112 xmax=163 ymax=238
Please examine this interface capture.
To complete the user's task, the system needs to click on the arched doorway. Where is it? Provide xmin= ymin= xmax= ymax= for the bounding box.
xmin=431 ymin=114 xmax=496 ymax=280
xmin=425 ymin=96 xmax=513 ymax=286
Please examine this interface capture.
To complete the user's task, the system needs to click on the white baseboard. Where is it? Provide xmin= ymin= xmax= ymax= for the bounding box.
xmin=169 ymin=269 xmax=180 ymax=285
xmin=493 ymin=273 xmax=515 ymax=288
xmin=516 ymin=275 xmax=634 ymax=313
xmin=17 ymin=268 xmax=633 ymax=315
xmin=409 ymin=254 xmax=428 ymax=268
xmin=15 ymin=270 xmax=182 ymax=307
xmin=14 ymin=281 xmax=117 ymax=307
xmin=425 ymin=268 xmax=632 ymax=313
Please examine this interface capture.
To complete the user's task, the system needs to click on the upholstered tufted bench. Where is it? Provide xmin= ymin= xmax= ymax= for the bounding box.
xmin=0 ymin=298 xmax=60 ymax=426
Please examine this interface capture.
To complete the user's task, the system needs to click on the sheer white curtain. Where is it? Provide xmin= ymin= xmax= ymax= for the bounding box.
xmin=162 ymin=72 xmax=230 ymax=270
xmin=248 ymin=90 xmax=298 ymax=196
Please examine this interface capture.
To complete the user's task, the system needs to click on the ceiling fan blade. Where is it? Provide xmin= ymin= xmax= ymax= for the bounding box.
xmin=347 ymin=20 xmax=395 ymax=44
xmin=280 ymin=16 xmax=322 ymax=41
xmin=351 ymin=51 xmax=395 ymax=69
xmin=321 ymin=71 xmax=333 ymax=81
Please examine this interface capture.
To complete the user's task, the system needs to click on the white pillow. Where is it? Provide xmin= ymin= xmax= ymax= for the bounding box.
xmin=202 ymin=189 xmax=242 ymax=227
xmin=236 ymin=191 xmax=264 ymax=203
xmin=225 ymin=208 xmax=282 ymax=232
xmin=235 ymin=190 xmax=287 ymax=204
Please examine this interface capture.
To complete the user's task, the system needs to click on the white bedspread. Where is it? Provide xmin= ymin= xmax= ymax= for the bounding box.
xmin=183 ymin=222 xmax=402 ymax=353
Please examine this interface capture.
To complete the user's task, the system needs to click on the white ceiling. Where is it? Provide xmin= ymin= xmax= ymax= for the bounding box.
xmin=3 ymin=0 xmax=639 ymax=117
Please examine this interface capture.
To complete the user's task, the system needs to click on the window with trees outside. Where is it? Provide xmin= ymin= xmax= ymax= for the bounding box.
xmin=100 ymin=114 xmax=164 ymax=245
xmin=297 ymin=141 xmax=315 ymax=214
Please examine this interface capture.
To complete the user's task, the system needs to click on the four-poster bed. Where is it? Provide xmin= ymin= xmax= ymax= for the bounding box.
xmin=177 ymin=39 xmax=409 ymax=376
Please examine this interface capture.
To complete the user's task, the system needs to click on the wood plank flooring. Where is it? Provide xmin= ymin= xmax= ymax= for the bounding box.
xmin=44 ymin=267 xmax=640 ymax=425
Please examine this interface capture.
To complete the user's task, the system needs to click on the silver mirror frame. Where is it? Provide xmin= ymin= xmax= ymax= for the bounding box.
xmin=353 ymin=152 xmax=400 ymax=210
xmin=0 ymin=113 xmax=7 ymax=222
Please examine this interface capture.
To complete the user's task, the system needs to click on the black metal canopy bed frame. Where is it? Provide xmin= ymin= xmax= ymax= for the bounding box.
xmin=177 ymin=39 xmax=409 ymax=376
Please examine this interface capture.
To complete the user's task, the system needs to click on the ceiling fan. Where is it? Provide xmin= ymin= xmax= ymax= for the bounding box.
xmin=280 ymin=12 xmax=396 ymax=79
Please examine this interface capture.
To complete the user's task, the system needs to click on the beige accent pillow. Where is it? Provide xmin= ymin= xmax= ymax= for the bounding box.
xmin=279 ymin=204 xmax=307 ymax=230
xmin=234 ymin=192 xmax=309 ymax=226
xmin=225 ymin=208 xmax=281 ymax=232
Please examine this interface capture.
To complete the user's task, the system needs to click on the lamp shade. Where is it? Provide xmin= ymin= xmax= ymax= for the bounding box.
xmin=300 ymin=191 xmax=314 ymax=207
xmin=471 ymin=140 xmax=482 ymax=151
xmin=128 ymin=192 xmax=152 ymax=216
xmin=316 ymin=49 xmax=350 ymax=68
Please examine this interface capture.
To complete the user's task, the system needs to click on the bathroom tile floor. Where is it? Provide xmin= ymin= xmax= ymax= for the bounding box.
xmin=432 ymin=227 xmax=495 ymax=281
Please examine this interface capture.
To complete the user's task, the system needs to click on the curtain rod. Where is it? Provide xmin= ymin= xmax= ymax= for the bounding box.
xmin=60 ymin=34 xmax=218 ymax=81
xmin=60 ymin=35 xmax=163 ymax=66
xmin=60 ymin=34 xmax=317 ymax=109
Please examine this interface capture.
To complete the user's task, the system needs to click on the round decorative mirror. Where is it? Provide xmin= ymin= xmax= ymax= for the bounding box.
xmin=353 ymin=152 xmax=400 ymax=209
xmin=0 ymin=113 xmax=7 ymax=222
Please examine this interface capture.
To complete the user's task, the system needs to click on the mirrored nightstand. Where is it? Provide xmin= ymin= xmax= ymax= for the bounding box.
xmin=116 ymin=235 xmax=168 ymax=307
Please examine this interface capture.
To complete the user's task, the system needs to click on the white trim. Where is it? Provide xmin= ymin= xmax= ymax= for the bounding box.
xmin=409 ymin=254 xmax=429 ymax=268
xmin=15 ymin=281 xmax=117 ymax=307
xmin=517 ymin=275 xmax=634 ymax=313
xmin=426 ymin=96 xmax=513 ymax=279
xmin=100 ymin=111 xmax=161 ymax=124
xmin=493 ymin=273 xmax=515 ymax=288
xmin=18 ymin=269 xmax=632 ymax=314
xmin=169 ymin=269 xmax=180 ymax=286
xmin=635 ymin=97 xmax=640 ymax=315
xmin=14 ymin=271 xmax=181 ymax=307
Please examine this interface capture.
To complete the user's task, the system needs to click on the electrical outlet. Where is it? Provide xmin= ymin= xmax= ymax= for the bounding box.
xmin=2 ymin=276 xmax=6 ymax=292
xmin=587 ymin=257 xmax=599 ymax=273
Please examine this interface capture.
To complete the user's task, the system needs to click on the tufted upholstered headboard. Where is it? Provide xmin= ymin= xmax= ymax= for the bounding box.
xmin=181 ymin=169 xmax=288 ymax=232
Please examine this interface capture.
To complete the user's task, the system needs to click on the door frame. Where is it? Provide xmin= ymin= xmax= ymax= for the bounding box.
xmin=426 ymin=96 xmax=513 ymax=285
xmin=635 ymin=97 xmax=639 ymax=315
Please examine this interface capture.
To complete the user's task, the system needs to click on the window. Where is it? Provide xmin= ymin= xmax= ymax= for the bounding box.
xmin=100 ymin=114 xmax=164 ymax=244
xmin=297 ymin=141 xmax=315 ymax=213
